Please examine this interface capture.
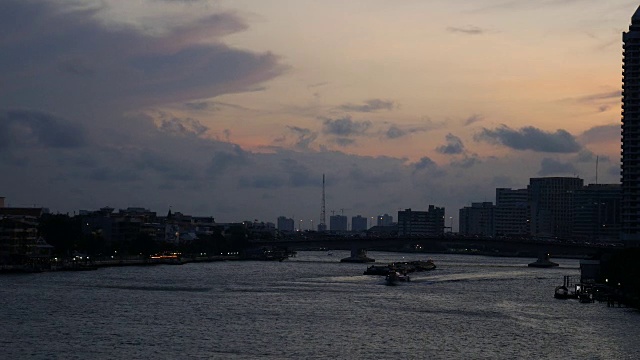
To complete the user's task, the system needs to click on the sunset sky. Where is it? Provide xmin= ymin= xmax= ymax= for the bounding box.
xmin=0 ymin=0 xmax=635 ymax=227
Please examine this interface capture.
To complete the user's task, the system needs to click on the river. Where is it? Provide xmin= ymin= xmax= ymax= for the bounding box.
xmin=1 ymin=252 xmax=638 ymax=359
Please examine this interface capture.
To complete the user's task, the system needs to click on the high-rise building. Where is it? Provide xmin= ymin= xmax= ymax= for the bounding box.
xmin=528 ymin=177 xmax=584 ymax=240
xmin=351 ymin=215 xmax=368 ymax=232
xmin=573 ymin=184 xmax=621 ymax=243
xmin=622 ymin=8 xmax=640 ymax=246
xmin=494 ymin=188 xmax=529 ymax=237
xmin=397 ymin=206 xmax=445 ymax=236
xmin=459 ymin=202 xmax=494 ymax=236
xmin=277 ymin=216 xmax=295 ymax=232
xmin=329 ymin=215 xmax=348 ymax=232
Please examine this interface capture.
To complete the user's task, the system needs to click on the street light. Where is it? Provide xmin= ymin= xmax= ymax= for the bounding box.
xmin=449 ymin=216 xmax=453 ymax=233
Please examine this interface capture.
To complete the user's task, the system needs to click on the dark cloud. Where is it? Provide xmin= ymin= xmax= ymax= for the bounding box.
xmin=464 ymin=114 xmax=484 ymax=126
xmin=0 ymin=1 xmax=286 ymax=114
xmin=384 ymin=124 xmax=430 ymax=139
xmin=333 ymin=137 xmax=357 ymax=147
xmin=207 ymin=145 xmax=250 ymax=174
xmin=451 ymin=156 xmax=481 ymax=169
xmin=538 ymin=158 xmax=578 ymax=176
xmin=322 ymin=116 xmax=371 ymax=136
xmin=413 ymin=157 xmax=438 ymax=172
xmin=447 ymin=26 xmax=487 ymax=35
xmin=238 ymin=175 xmax=285 ymax=189
xmin=184 ymin=101 xmax=215 ymax=111
xmin=475 ymin=125 xmax=581 ymax=153
xmin=574 ymin=150 xmax=610 ymax=164
xmin=339 ymin=99 xmax=396 ymax=113
xmin=436 ymin=133 xmax=465 ymax=155
xmin=157 ymin=114 xmax=208 ymax=137
xmin=386 ymin=125 xmax=407 ymax=139
xmin=286 ymin=126 xmax=318 ymax=150
xmin=0 ymin=110 xmax=86 ymax=150
xmin=579 ymin=124 xmax=620 ymax=144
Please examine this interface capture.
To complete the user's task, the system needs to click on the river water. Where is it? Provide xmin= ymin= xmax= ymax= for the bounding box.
xmin=1 ymin=252 xmax=638 ymax=359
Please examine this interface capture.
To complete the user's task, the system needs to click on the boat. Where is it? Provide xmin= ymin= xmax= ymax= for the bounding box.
xmin=363 ymin=265 xmax=392 ymax=275
xmin=528 ymin=253 xmax=559 ymax=268
xmin=554 ymin=285 xmax=570 ymax=299
xmin=385 ymin=271 xmax=410 ymax=285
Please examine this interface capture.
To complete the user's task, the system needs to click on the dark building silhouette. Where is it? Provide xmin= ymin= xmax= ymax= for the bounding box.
xmin=622 ymin=7 xmax=640 ymax=246
xmin=459 ymin=202 xmax=494 ymax=237
xmin=572 ymin=184 xmax=621 ymax=243
xmin=528 ymin=177 xmax=583 ymax=240
xmin=397 ymin=206 xmax=445 ymax=236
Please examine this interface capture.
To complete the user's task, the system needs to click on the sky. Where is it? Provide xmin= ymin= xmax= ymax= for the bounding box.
xmin=0 ymin=0 xmax=635 ymax=228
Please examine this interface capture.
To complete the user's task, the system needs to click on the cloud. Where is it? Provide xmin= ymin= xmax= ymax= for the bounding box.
xmin=156 ymin=113 xmax=208 ymax=137
xmin=561 ymin=90 xmax=620 ymax=113
xmin=451 ymin=155 xmax=481 ymax=169
xmin=413 ymin=156 xmax=438 ymax=172
xmin=475 ymin=125 xmax=581 ymax=153
xmin=333 ymin=137 xmax=357 ymax=147
xmin=463 ymin=114 xmax=484 ymax=126
xmin=446 ymin=26 xmax=488 ymax=35
xmin=384 ymin=124 xmax=430 ymax=139
xmin=436 ymin=133 xmax=465 ymax=155
xmin=339 ymin=99 xmax=396 ymax=113
xmin=0 ymin=110 xmax=86 ymax=150
xmin=538 ymin=158 xmax=578 ymax=176
xmin=322 ymin=116 xmax=371 ymax=136
xmin=0 ymin=1 xmax=287 ymax=114
xmin=285 ymin=126 xmax=318 ymax=150
xmin=579 ymin=124 xmax=620 ymax=144
xmin=207 ymin=145 xmax=250 ymax=175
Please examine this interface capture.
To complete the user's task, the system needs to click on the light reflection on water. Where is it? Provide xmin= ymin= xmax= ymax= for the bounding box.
xmin=1 ymin=252 xmax=639 ymax=359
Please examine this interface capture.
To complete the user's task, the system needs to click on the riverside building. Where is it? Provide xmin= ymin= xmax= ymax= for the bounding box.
xmin=622 ymin=7 xmax=640 ymax=246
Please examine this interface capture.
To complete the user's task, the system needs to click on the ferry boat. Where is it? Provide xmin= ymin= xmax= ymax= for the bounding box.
xmin=385 ymin=271 xmax=410 ymax=285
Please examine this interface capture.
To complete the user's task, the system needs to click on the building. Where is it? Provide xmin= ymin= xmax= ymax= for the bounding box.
xmin=329 ymin=215 xmax=348 ymax=232
xmin=277 ymin=216 xmax=295 ymax=232
xmin=528 ymin=177 xmax=584 ymax=240
xmin=376 ymin=214 xmax=394 ymax=227
xmin=351 ymin=215 xmax=368 ymax=232
xmin=0 ymin=205 xmax=51 ymax=265
xmin=622 ymin=7 xmax=640 ymax=246
xmin=494 ymin=188 xmax=529 ymax=237
xmin=459 ymin=202 xmax=494 ymax=237
xmin=573 ymin=184 xmax=621 ymax=243
xmin=397 ymin=206 xmax=445 ymax=237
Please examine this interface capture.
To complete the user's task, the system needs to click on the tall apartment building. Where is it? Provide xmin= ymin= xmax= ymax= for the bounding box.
xmin=573 ymin=184 xmax=621 ymax=243
xmin=622 ymin=7 xmax=640 ymax=245
xmin=528 ymin=177 xmax=584 ymax=240
xmin=494 ymin=188 xmax=529 ymax=237
xmin=277 ymin=216 xmax=295 ymax=232
xmin=351 ymin=215 xmax=368 ymax=232
xmin=459 ymin=202 xmax=494 ymax=236
xmin=329 ymin=215 xmax=348 ymax=232
xmin=397 ymin=206 xmax=445 ymax=236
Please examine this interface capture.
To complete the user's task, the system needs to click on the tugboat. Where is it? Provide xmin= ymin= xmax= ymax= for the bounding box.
xmin=385 ymin=271 xmax=410 ymax=285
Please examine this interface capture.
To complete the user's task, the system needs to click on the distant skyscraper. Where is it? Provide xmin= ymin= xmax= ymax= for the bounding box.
xmin=397 ymin=206 xmax=445 ymax=237
xmin=459 ymin=202 xmax=494 ymax=236
xmin=622 ymin=8 xmax=640 ymax=246
xmin=329 ymin=215 xmax=348 ymax=232
xmin=277 ymin=216 xmax=295 ymax=232
xmin=494 ymin=188 xmax=529 ymax=237
xmin=528 ymin=177 xmax=583 ymax=240
xmin=351 ymin=215 xmax=368 ymax=232
xmin=573 ymin=184 xmax=621 ymax=243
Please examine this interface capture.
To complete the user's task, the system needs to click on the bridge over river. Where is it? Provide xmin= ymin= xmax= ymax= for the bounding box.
xmin=248 ymin=235 xmax=621 ymax=261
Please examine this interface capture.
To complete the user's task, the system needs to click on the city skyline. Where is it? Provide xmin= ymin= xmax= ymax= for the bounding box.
xmin=0 ymin=0 xmax=631 ymax=223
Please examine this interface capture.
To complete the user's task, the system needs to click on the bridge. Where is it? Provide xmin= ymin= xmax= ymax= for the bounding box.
xmin=248 ymin=234 xmax=621 ymax=261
